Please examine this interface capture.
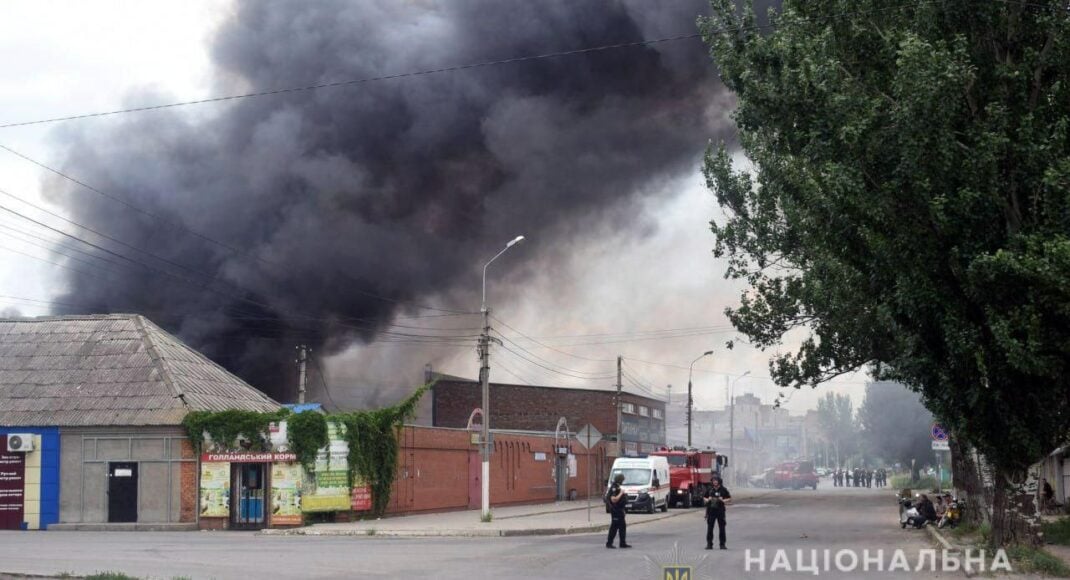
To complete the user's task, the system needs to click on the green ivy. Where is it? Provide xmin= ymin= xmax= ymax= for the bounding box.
xmin=181 ymin=384 xmax=430 ymax=518
xmin=287 ymin=410 xmax=328 ymax=471
xmin=182 ymin=408 xmax=289 ymax=451
xmin=333 ymin=384 xmax=429 ymax=517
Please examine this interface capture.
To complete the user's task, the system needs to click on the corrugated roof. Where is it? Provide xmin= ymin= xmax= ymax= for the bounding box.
xmin=0 ymin=314 xmax=280 ymax=427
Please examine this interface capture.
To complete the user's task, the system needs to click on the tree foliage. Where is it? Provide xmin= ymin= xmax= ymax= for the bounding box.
xmin=858 ymin=381 xmax=934 ymax=469
xmin=816 ymin=392 xmax=857 ymax=466
xmin=701 ymin=0 xmax=1070 ymax=477
xmin=332 ymin=384 xmax=429 ymax=517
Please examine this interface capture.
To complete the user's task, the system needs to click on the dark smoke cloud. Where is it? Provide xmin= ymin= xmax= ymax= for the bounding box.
xmin=49 ymin=0 xmax=736 ymax=402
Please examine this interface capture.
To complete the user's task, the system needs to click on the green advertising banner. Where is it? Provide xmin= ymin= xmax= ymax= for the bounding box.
xmin=301 ymin=421 xmax=352 ymax=512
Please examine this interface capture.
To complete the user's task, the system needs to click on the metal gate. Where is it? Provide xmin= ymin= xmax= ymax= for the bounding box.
xmin=231 ymin=463 xmax=267 ymax=529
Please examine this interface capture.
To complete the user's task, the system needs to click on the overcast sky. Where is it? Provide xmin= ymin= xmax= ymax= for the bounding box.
xmin=0 ymin=1 xmax=870 ymax=414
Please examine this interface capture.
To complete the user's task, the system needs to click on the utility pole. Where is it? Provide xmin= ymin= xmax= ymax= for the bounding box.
xmin=296 ymin=345 xmax=308 ymax=404
xmin=687 ymin=350 xmax=713 ymax=448
xmin=729 ymin=395 xmax=735 ymax=481
xmin=476 ymin=234 xmax=524 ymax=523
xmin=729 ymin=371 xmax=749 ymax=486
xmin=479 ymin=307 xmax=491 ymax=521
xmin=616 ymin=355 xmax=623 ymax=457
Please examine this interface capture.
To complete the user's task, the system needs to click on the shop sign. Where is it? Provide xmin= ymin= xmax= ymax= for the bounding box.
xmin=199 ymin=462 xmax=230 ymax=518
xmin=0 ymin=441 xmax=25 ymax=530
xmin=351 ymin=485 xmax=372 ymax=511
xmin=271 ymin=463 xmax=304 ymax=525
xmin=201 ymin=452 xmax=297 ymax=463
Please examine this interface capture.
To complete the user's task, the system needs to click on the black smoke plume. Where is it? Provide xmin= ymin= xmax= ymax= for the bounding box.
xmin=49 ymin=0 xmax=737 ymax=402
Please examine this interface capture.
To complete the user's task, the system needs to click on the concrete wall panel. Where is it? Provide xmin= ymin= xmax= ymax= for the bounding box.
xmin=82 ymin=462 xmax=106 ymax=522
xmin=59 ymin=434 xmax=84 ymax=523
xmin=97 ymin=439 xmax=130 ymax=461
xmin=139 ymin=462 xmax=169 ymax=522
xmin=132 ymin=438 xmax=166 ymax=461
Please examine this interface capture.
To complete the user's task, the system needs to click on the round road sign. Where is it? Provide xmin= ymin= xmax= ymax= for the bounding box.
xmin=931 ymin=423 xmax=949 ymax=441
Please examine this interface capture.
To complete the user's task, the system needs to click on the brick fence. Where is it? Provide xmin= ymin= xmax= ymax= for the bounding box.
xmin=381 ymin=425 xmax=611 ymax=516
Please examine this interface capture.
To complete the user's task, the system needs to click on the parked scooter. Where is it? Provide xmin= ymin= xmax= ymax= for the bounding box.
xmin=938 ymin=497 xmax=963 ymax=529
xmin=899 ymin=495 xmax=925 ymax=529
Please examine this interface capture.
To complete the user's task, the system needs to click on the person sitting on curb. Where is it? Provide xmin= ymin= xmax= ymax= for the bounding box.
xmin=915 ymin=494 xmax=937 ymax=528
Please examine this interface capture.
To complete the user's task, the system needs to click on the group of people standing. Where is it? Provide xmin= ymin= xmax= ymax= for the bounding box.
xmin=605 ymin=473 xmax=733 ymax=550
xmin=832 ymin=467 xmax=887 ymax=487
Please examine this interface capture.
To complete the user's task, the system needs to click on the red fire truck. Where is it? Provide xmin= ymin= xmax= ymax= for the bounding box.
xmin=650 ymin=446 xmax=728 ymax=508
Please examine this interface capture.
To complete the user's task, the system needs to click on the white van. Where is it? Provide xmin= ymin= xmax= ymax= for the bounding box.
xmin=607 ymin=456 xmax=670 ymax=514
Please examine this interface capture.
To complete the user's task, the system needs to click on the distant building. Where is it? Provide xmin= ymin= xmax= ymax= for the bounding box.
xmin=429 ymin=374 xmax=666 ymax=455
xmin=0 ymin=314 xmax=280 ymax=530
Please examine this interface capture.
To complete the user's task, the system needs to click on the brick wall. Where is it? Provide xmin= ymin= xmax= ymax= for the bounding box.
xmin=196 ymin=425 xmax=618 ymax=528
xmin=199 ymin=517 xmax=228 ymax=530
xmin=179 ymin=439 xmax=197 ymax=523
xmin=381 ymin=425 xmax=612 ymax=517
xmin=432 ymin=380 xmax=664 ymax=440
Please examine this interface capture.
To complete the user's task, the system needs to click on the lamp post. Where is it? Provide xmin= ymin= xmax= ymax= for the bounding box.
xmin=687 ymin=350 xmax=713 ymax=447
xmin=729 ymin=371 xmax=750 ymax=486
xmin=479 ymin=235 xmax=524 ymax=522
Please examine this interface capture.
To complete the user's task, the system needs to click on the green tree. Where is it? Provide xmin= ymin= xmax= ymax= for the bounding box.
xmin=858 ymin=381 xmax=934 ymax=477
xmin=701 ymin=0 xmax=1070 ymax=545
xmin=816 ymin=392 xmax=856 ymax=468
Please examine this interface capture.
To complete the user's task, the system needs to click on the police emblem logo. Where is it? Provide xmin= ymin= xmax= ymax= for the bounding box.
xmin=645 ymin=542 xmax=713 ymax=580
xmin=662 ymin=565 xmax=692 ymax=580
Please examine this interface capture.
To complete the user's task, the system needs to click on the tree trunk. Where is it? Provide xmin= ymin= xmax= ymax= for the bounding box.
xmin=990 ymin=474 xmax=1012 ymax=547
xmin=949 ymin=437 xmax=988 ymax=527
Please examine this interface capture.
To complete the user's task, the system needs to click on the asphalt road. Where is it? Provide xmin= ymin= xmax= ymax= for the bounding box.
xmin=0 ymin=483 xmax=961 ymax=580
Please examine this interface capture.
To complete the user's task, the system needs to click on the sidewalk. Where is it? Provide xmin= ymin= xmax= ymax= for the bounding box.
xmin=263 ymin=489 xmax=767 ymax=538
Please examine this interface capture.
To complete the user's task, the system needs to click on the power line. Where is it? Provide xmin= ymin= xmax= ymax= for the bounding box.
xmin=495 ymin=344 xmax=615 ymax=382
xmin=0 ymin=197 xmax=282 ymax=320
xmin=0 ymin=33 xmax=706 ymax=130
xmin=0 ymin=187 xmax=240 ymax=288
xmin=0 ymin=186 xmax=483 ymax=338
xmin=0 ymin=0 xmax=990 ymax=131
xmin=0 ymin=225 xmax=132 ymax=277
xmin=309 ymin=353 xmax=342 ymax=412
xmin=0 ymin=145 xmax=469 ymax=315
xmin=491 ymin=329 xmax=615 ymax=378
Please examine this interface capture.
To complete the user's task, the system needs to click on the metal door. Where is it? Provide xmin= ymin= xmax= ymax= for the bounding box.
xmin=107 ymin=462 xmax=138 ymax=523
xmin=555 ymin=456 xmax=568 ymax=500
xmin=468 ymin=451 xmax=481 ymax=510
xmin=231 ymin=463 xmax=267 ymax=529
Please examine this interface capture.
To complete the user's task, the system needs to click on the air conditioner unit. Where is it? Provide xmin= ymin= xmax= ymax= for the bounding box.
xmin=7 ymin=434 xmax=34 ymax=453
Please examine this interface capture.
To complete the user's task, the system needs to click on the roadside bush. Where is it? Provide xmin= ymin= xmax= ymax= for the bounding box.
xmin=1043 ymin=518 xmax=1070 ymax=546
xmin=1005 ymin=545 xmax=1070 ymax=577
xmin=890 ymin=475 xmax=939 ymax=490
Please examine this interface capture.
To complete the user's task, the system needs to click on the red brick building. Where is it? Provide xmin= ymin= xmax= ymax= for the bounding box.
xmin=430 ymin=375 xmax=667 ymax=455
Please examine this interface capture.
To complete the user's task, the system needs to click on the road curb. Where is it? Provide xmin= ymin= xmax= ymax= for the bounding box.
xmin=261 ymin=504 xmax=698 ymax=538
xmin=924 ymin=525 xmax=974 ymax=578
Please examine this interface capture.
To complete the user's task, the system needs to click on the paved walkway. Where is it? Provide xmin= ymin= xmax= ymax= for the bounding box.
xmin=264 ymin=489 xmax=769 ymax=537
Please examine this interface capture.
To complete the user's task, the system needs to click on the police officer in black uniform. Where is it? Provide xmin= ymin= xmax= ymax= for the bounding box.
xmin=606 ymin=474 xmax=631 ymax=549
xmin=704 ymin=475 xmax=732 ymax=550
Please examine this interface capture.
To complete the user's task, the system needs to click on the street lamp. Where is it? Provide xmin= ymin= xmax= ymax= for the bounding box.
xmin=687 ymin=350 xmax=713 ymax=447
xmin=729 ymin=371 xmax=750 ymax=486
xmin=479 ymin=234 xmax=524 ymax=522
